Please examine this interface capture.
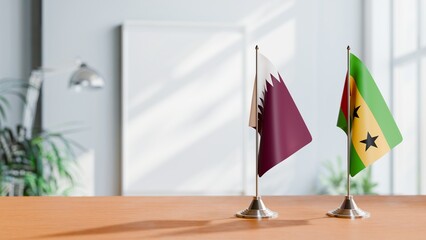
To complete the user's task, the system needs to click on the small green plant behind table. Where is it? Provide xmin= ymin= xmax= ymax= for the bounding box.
xmin=318 ymin=156 xmax=378 ymax=195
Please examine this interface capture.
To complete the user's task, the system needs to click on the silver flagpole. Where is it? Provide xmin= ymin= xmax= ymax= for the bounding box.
xmin=347 ymin=46 xmax=351 ymax=198
xmin=255 ymin=45 xmax=259 ymax=198
xmin=327 ymin=46 xmax=369 ymax=219
xmin=236 ymin=45 xmax=277 ymax=219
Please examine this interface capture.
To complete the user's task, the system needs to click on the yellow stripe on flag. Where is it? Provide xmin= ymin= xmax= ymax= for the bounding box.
xmin=350 ymin=76 xmax=391 ymax=166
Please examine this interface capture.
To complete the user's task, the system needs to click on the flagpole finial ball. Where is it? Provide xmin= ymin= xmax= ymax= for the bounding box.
xmin=347 ymin=45 xmax=351 ymax=50
xmin=255 ymin=45 xmax=259 ymax=50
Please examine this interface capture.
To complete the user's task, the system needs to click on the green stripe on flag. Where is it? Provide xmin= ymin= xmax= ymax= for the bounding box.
xmin=350 ymin=54 xmax=403 ymax=148
xmin=337 ymin=109 xmax=347 ymax=133
xmin=350 ymin=143 xmax=365 ymax=177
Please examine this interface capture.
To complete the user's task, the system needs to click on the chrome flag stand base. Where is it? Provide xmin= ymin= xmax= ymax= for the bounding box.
xmin=236 ymin=196 xmax=278 ymax=219
xmin=327 ymin=195 xmax=370 ymax=219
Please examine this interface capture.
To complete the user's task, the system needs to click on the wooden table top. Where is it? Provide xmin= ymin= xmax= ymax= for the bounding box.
xmin=1 ymin=195 xmax=426 ymax=239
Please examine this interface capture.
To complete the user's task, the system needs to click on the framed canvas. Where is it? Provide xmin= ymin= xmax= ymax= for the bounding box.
xmin=121 ymin=21 xmax=249 ymax=195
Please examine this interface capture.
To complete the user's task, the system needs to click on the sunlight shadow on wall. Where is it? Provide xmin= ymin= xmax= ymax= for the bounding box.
xmin=122 ymin=0 xmax=297 ymax=195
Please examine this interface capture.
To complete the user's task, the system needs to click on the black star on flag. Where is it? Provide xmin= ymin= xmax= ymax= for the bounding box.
xmin=360 ymin=132 xmax=379 ymax=151
xmin=353 ymin=105 xmax=360 ymax=119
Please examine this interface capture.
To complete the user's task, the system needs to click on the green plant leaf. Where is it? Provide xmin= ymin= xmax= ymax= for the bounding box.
xmin=0 ymin=105 xmax=6 ymax=122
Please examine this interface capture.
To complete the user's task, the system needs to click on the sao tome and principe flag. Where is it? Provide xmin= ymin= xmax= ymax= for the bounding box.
xmin=337 ymin=53 xmax=403 ymax=177
xmin=249 ymin=53 xmax=312 ymax=177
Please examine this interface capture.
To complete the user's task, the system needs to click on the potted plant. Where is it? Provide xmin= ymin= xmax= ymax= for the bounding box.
xmin=0 ymin=79 xmax=80 ymax=196
xmin=317 ymin=156 xmax=378 ymax=195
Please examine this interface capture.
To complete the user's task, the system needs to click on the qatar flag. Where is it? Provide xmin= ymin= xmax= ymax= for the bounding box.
xmin=249 ymin=53 xmax=312 ymax=177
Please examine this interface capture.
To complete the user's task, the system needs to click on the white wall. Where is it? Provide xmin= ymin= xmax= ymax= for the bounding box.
xmin=0 ymin=0 xmax=32 ymax=127
xmin=365 ymin=0 xmax=426 ymax=195
xmin=42 ymin=0 xmax=363 ymax=195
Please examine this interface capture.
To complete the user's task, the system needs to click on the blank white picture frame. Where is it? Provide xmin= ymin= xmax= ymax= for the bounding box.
xmin=121 ymin=21 xmax=248 ymax=195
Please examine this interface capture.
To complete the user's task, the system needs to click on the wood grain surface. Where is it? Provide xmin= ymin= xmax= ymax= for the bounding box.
xmin=1 ymin=196 xmax=425 ymax=239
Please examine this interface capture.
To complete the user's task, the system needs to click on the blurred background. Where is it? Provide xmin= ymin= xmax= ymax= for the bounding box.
xmin=0 ymin=0 xmax=424 ymax=196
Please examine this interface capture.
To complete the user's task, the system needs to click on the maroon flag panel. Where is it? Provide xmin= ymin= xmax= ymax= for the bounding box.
xmin=250 ymin=54 xmax=311 ymax=177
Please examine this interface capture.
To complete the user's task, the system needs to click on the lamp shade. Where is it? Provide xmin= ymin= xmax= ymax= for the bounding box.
xmin=69 ymin=63 xmax=104 ymax=90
